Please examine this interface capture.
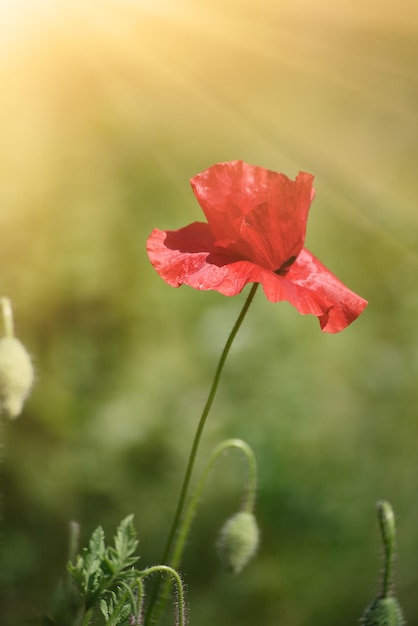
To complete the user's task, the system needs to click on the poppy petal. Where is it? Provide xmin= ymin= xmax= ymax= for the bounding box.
xmin=258 ymin=248 xmax=368 ymax=332
xmin=147 ymin=223 xmax=262 ymax=295
xmin=190 ymin=161 xmax=275 ymax=241
xmin=191 ymin=161 xmax=314 ymax=269
xmin=236 ymin=171 xmax=314 ymax=270
xmin=147 ymin=223 xmax=220 ymax=287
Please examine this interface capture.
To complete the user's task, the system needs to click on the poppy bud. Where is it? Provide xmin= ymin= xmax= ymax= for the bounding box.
xmin=360 ymin=596 xmax=405 ymax=626
xmin=0 ymin=336 xmax=34 ymax=418
xmin=216 ymin=511 xmax=259 ymax=574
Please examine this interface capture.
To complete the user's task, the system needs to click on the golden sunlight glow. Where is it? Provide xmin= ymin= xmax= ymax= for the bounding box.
xmin=0 ymin=0 xmax=417 ymax=268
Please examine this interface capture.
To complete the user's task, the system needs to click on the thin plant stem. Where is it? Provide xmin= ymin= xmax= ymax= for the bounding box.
xmin=0 ymin=297 xmax=14 ymax=337
xmin=161 ymin=283 xmax=259 ymax=564
xmin=171 ymin=437 xmax=257 ymax=572
xmin=377 ymin=500 xmax=396 ymax=598
xmin=141 ymin=566 xmax=186 ymax=626
xmin=134 ymin=577 xmax=145 ymax=625
xmin=145 ymin=283 xmax=259 ymax=625
xmin=151 ymin=438 xmax=257 ymax=624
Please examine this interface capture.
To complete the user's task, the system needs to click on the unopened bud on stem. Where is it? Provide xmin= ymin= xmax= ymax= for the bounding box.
xmin=360 ymin=501 xmax=405 ymax=626
xmin=216 ymin=511 xmax=259 ymax=574
xmin=361 ymin=596 xmax=405 ymax=626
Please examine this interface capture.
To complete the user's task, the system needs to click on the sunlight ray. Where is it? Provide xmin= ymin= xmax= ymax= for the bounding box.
xmin=0 ymin=0 xmax=416 ymax=261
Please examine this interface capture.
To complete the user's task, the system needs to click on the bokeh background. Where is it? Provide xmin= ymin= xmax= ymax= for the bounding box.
xmin=1 ymin=0 xmax=418 ymax=624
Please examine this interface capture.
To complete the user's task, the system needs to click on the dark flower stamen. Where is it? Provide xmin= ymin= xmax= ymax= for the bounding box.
xmin=275 ymin=256 xmax=297 ymax=275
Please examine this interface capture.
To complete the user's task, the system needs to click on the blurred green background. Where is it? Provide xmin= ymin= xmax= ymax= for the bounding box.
xmin=1 ymin=0 xmax=418 ymax=624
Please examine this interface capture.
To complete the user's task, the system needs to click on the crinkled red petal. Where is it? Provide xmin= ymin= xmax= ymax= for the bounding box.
xmin=190 ymin=161 xmax=315 ymax=270
xmin=261 ymin=248 xmax=368 ymax=333
xmin=147 ymin=225 xmax=367 ymax=332
xmin=147 ymin=223 xmax=263 ymax=294
xmin=146 ymin=223 xmax=246 ymax=292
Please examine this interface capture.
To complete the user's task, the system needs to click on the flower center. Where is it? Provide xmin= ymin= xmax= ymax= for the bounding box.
xmin=274 ymin=255 xmax=297 ymax=276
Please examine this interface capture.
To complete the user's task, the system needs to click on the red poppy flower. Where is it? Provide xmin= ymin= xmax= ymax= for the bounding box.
xmin=146 ymin=160 xmax=367 ymax=333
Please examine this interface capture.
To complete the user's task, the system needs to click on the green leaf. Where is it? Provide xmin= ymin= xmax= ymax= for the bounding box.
xmin=114 ymin=515 xmax=138 ymax=562
xmin=67 ymin=516 xmax=141 ymax=618
xmin=67 ymin=526 xmax=108 ymax=606
xmin=107 ymin=515 xmax=139 ymax=575
xmin=100 ymin=587 xmax=134 ymax=626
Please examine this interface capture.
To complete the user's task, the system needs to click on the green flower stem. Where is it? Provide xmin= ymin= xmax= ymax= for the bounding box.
xmin=141 ymin=566 xmax=186 ymax=626
xmin=133 ymin=577 xmax=145 ymax=625
xmin=145 ymin=282 xmax=259 ymax=625
xmin=377 ymin=500 xmax=396 ymax=598
xmin=151 ymin=438 xmax=257 ymax=625
xmin=0 ymin=297 xmax=14 ymax=337
xmin=171 ymin=437 xmax=257 ymax=572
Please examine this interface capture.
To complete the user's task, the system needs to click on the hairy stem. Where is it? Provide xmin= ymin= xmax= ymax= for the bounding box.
xmin=141 ymin=566 xmax=186 ymax=626
xmin=171 ymin=437 xmax=257 ymax=572
xmin=377 ymin=500 xmax=396 ymax=598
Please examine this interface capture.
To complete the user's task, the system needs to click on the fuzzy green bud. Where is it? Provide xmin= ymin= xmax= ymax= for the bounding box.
xmin=0 ymin=336 xmax=34 ymax=418
xmin=216 ymin=511 xmax=259 ymax=574
xmin=360 ymin=597 xmax=405 ymax=626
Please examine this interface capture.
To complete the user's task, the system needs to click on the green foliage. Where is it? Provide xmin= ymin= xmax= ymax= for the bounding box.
xmin=99 ymin=584 xmax=139 ymax=626
xmin=67 ymin=515 xmax=140 ymax=622
xmin=68 ymin=526 xmax=106 ymax=608
xmin=110 ymin=515 xmax=139 ymax=574
xmin=3 ymin=1 xmax=418 ymax=624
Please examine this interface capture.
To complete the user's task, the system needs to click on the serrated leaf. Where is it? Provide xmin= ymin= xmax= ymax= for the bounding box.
xmin=67 ymin=526 xmax=107 ymax=604
xmin=113 ymin=515 xmax=138 ymax=563
xmin=67 ymin=517 xmax=141 ymax=619
xmin=105 ymin=515 xmax=139 ymax=577
xmin=86 ymin=527 xmax=106 ymax=567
